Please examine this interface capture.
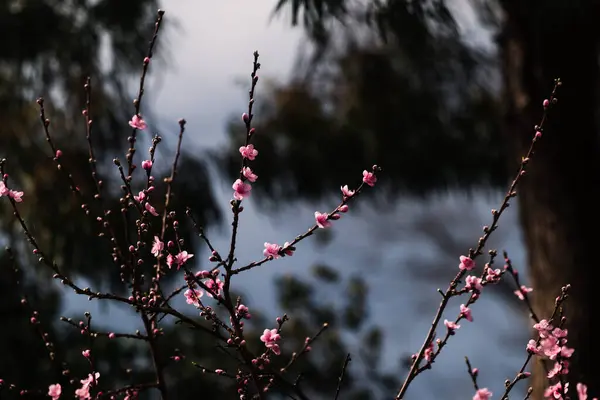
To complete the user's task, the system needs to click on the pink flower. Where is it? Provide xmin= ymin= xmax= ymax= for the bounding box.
xmin=362 ymin=170 xmax=377 ymax=187
xmin=338 ymin=204 xmax=349 ymax=213
xmin=82 ymin=349 xmax=91 ymax=358
xmin=134 ymin=190 xmax=146 ymax=202
xmin=514 ymin=285 xmax=533 ymax=300
xmin=205 ymin=278 xmax=224 ymax=298
xmin=145 ymin=202 xmax=159 ymax=216
xmin=540 ymin=336 xmax=561 ymax=359
xmin=129 ymin=114 xmax=147 ymax=130
xmin=0 ymin=181 xmax=7 ymax=196
xmin=341 ymin=185 xmax=355 ymax=198
xmin=423 ymin=342 xmax=434 ymax=362
xmin=168 ymin=251 xmax=194 ymax=270
xmin=232 ymin=179 xmax=252 ymax=200
xmin=460 ymin=304 xmax=473 ymax=322
xmin=576 ymin=383 xmax=588 ymax=400
xmin=315 ymin=211 xmax=331 ymax=228
xmin=547 ymin=361 xmax=563 ymax=379
xmin=459 ymin=255 xmax=475 ymax=271
xmin=485 ymin=268 xmax=502 ymax=283
xmin=544 ymin=382 xmax=568 ymax=399
xmin=242 ymin=167 xmax=258 ymax=182
xmin=534 ymin=319 xmax=553 ymax=338
xmin=75 ymin=372 xmax=99 ymax=400
xmin=526 ymin=339 xmax=540 ymax=355
xmin=263 ymin=242 xmax=281 ymax=259
xmin=141 ymin=160 xmax=153 ymax=170
xmin=48 ymin=383 xmax=62 ymax=400
xmin=239 ymin=144 xmax=258 ymax=160
xmin=465 ymin=275 xmax=483 ymax=292
xmin=260 ymin=328 xmax=281 ymax=355
xmin=473 ymin=388 xmax=492 ymax=400
xmin=9 ymin=190 xmax=23 ymax=202
xmin=151 ymin=236 xmax=164 ymax=257
xmin=444 ymin=319 xmax=460 ymax=331
xmin=184 ymin=289 xmax=203 ymax=307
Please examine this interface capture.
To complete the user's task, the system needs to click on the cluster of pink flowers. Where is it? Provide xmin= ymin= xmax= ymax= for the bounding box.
xmin=151 ymin=236 xmax=194 ymax=270
xmin=0 ymin=181 xmax=23 ymax=203
xmin=233 ymin=140 xmax=259 ymax=200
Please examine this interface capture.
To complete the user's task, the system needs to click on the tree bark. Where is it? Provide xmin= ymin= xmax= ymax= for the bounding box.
xmin=500 ymin=2 xmax=600 ymax=397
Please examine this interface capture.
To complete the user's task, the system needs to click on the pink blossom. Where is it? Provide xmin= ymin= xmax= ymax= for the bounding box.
xmin=239 ymin=144 xmax=258 ymax=160
xmin=315 ymin=211 xmax=331 ymax=228
xmin=242 ymin=167 xmax=258 ymax=182
xmin=534 ymin=319 xmax=554 ymax=339
xmin=460 ymin=304 xmax=473 ymax=322
xmin=362 ymin=170 xmax=377 ymax=187
xmin=82 ymin=349 xmax=91 ymax=358
xmin=263 ymin=242 xmax=281 ymax=259
xmin=473 ymin=388 xmax=492 ymax=400
xmin=338 ymin=204 xmax=349 ymax=213
xmin=465 ymin=275 xmax=483 ymax=292
xmin=423 ymin=342 xmax=434 ymax=362
xmin=444 ymin=319 xmax=460 ymax=331
xmin=527 ymin=339 xmax=540 ymax=355
xmin=75 ymin=372 xmax=99 ymax=400
xmin=576 ymin=383 xmax=594 ymax=400
xmin=485 ymin=268 xmax=502 ymax=283
xmin=547 ymin=361 xmax=563 ymax=379
xmin=341 ymin=185 xmax=355 ymax=198
xmin=151 ymin=236 xmax=164 ymax=257
xmin=514 ymin=285 xmax=533 ymax=300
xmin=260 ymin=328 xmax=281 ymax=355
xmin=9 ymin=190 xmax=23 ymax=202
xmin=561 ymin=346 xmax=575 ymax=358
xmin=168 ymin=251 xmax=194 ymax=270
xmin=205 ymin=278 xmax=224 ymax=298
xmin=145 ymin=202 xmax=159 ymax=216
xmin=0 ymin=181 xmax=7 ymax=196
xmin=184 ymin=289 xmax=203 ymax=307
xmin=129 ymin=114 xmax=147 ymax=130
xmin=540 ymin=336 xmax=561 ymax=360
xmin=459 ymin=255 xmax=475 ymax=271
xmin=141 ymin=160 xmax=153 ymax=170
xmin=232 ymin=179 xmax=252 ymax=200
xmin=48 ymin=383 xmax=62 ymax=400
xmin=134 ymin=190 xmax=146 ymax=202
xmin=544 ymin=382 xmax=568 ymax=399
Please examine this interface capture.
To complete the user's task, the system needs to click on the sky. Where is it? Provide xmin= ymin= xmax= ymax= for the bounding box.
xmin=60 ymin=1 xmax=532 ymax=398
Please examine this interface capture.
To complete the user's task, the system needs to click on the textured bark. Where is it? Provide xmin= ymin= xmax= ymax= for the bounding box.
xmin=500 ymin=2 xmax=600 ymax=397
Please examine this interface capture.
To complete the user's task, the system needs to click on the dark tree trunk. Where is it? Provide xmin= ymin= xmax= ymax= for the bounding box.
xmin=500 ymin=2 xmax=600 ymax=397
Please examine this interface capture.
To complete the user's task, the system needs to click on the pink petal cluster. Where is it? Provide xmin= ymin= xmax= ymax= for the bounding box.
xmin=544 ymin=382 xmax=568 ymax=399
xmin=263 ymin=242 xmax=281 ymax=259
xmin=205 ymin=278 xmax=224 ymax=298
xmin=260 ymin=328 xmax=281 ymax=355
xmin=128 ymin=114 xmax=147 ymax=130
xmin=242 ymin=167 xmax=258 ymax=182
xmin=341 ymin=185 xmax=355 ymax=198
xmin=473 ymin=388 xmax=492 ymax=400
xmin=239 ymin=144 xmax=258 ymax=160
xmin=315 ymin=211 xmax=331 ymax=228
xmin=514 ymin=285 xmax=533 ymax=300
xmin=460 ymin=304 xmax=473 ymax=322
xmin=151 ymin=236 xmax=164 ymax=257
xmin=184 ymin=288 xmax=203 ymax=307
xmin=465 ymin=275 xmax=483 ymax=292
xmin=166 ymin=251 xmax=194 ymax=270
xmin=362 ymin=170 xmax=377 ymax=187
xmin=444 ymin=319 xmax=460 ymax=332
xmin=459 ymin=255 xmax=475 ymax=271
xmin=75 ymin=372 xmax=99 ymax=400
xmin=0 ymin=182 xmax=24 ymax=203
xmin=233 ymin=179 xmax=252 ymax=200
xmin=48 ymin=384 xmax=62 ymax=400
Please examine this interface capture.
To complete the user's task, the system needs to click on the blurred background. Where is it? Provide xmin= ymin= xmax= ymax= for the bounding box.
xmin=1 ymin=0 xmax=597 ymax=399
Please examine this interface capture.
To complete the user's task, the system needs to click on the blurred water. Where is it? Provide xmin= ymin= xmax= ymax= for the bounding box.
xmin=60 ymin=1 xmax=534 ymax=398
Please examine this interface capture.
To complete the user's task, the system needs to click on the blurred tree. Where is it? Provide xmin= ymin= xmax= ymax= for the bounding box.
xmin=0 ymin=0 xmax=223 ymax=397
xmin=215 ymin=0 xmax=600 ymax=397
